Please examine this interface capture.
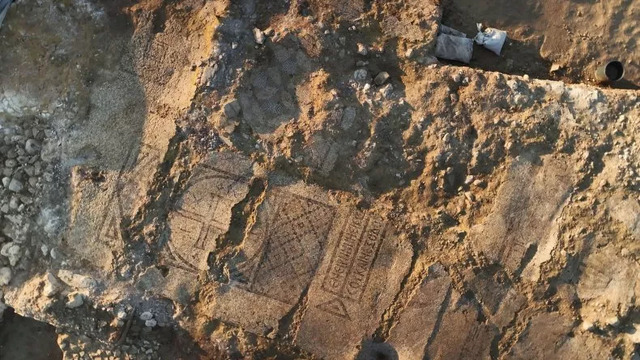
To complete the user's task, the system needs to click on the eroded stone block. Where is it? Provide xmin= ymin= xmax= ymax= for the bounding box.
xmin=463 ymin=269 xmax=526 ymax=329
xmin=470 ymin=154 xmax=574 ymax=275
xmin=296 ymin=207 xmax=412 ymax=359
xmin=609 ymin=192 xmax=640 ymax=239
xmin=160 ymin=152 xmax=253 ymax=303
xmin=510 ymin=312 xmax=612 ymax=359
xmin=577 ymin=245 xmax=639 ymax=324
xmin=387 ymin=263 xmax=451 ymax=359
xmin=67 ymin=144 xmax=163 ymax=271
xmin=425 ymin=290 xmax=497 ymax=360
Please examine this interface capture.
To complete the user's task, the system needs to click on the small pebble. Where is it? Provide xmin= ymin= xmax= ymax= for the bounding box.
xmin=25 ymin=139 xmax=40 ymax=154
xmin=464 ymin=175 xmax=474 ymax=185
xmin=43 ymin=272 xmax=61 ymax=297
xmin=253 ymin=28 xmax=265 ymax=45
xmin=140 ymin=311 xmax=153 ymax=321
xmin=145 ymin=319 xmax=157 ymax=328
xmin=356 ymin=43 xmax=368 ymax=56
xmin=8 ymin=178 xmax=24 ymax=193
xmin=374 ymin=71 xmax=390 ymax=85
xmin=353 ymin=68 xmax=368 ymax=82
xmin=380 ymin=83 xmax=393 ymax=98
xmin=66 ymin=292 xmax=84 ymax=309
xmin=606 ymin=316 xmax=620 ymax=327
xmin=0 ymin=267 xmax=12 ymax=286
xmin=405 ymin=47 xmax=414 ymax=58
xmin=581 ymin=321 xmax=594 ymax=331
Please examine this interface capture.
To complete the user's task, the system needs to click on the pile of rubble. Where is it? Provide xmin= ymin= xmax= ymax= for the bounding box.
xmin=0 ymin=115 xmax=56 ymax=310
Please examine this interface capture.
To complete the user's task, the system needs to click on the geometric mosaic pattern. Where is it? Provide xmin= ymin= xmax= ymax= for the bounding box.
xmin=232 ymin=190 xmax=336 ymax=304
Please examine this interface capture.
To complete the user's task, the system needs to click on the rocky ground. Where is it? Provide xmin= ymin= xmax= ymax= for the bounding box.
xmin=0 ymin=0 xmax=639 ymax=359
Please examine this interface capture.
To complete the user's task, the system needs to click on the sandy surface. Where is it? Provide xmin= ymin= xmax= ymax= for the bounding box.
xmin=0 ymin=1 xmax=639 ymax=359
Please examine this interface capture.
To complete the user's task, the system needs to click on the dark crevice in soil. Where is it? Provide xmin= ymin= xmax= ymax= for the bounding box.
xmin=372 ymin=230 xmax=425 ymax=342
xmin=277 ymin=282 xmax=312 ymax=341
xmin=0 ymin=308 xmax=62 ymax=360
xmin=121 ymin=127 xmax=191 ymax=269
xmin=208 ymin=177 xmax=267 ymax=283
xmin=422 ymin=284 xmax=453 ymax=360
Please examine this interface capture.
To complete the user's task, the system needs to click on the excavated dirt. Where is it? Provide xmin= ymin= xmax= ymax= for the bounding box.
xmin=442 ymin=0 xmax=640 ymax=88
xmin=0 ymin=0 xmax=639 ymax=359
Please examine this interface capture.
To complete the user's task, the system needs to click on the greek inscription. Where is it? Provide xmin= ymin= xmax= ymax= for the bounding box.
xmin=321 ymin=211 xmax=385 ymax=303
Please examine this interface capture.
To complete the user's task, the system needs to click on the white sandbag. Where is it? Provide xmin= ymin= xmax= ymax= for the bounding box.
xmin=440 ymin=24 xmax=467 ymax=38
xmin=474 ymin=23 xmax=507 ymax=56
xmin=435 ymin=33 xmax=473 ymax=64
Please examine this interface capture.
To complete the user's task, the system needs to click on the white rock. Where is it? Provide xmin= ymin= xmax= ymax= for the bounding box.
xmin=116 ymin=310 xmax=128 ymax=320
xmin=4 ymin=159 xmax=17 ymax=168
xmin=145 ymin=319 xmax=157 ymax=328
xmin=605 ymin=316 xmax=620 ymax=327
xmin=58 ymin=270 xmax=97 ymax=290
xmin=464 ymin=175 xmax=475 ymax=185
xmin=66 ymin=292 xmax=84 ymax=309
xmin=405 ymin=47 xmax=414 ymax=58
xmin=140 ymin=311 xmax=153 ymax=321
xmin=0 ymin=242 xmax=21 ymax=267
xmin=581 ymin=321 xmax=594 ymax=331
xmin=43 ymin=272 xmax=61 ymax=297
xmin=356 ymin=43 xmax=368 ymax=56
xmin=353 ymin=69 xmax=368 ymax=82
xmin=9 ymin=196 xmax=20 ymax=210
xmin=253 ymin=28 xmax=265 ymax=45
xmin=8 ymin=178 xmax=23 ymax=193
xmin=0 ymin=267 xmax=11 ymax=285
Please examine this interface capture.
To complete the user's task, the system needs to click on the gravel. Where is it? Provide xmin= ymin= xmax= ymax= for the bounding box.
xmin=0 ymin=267 xmax=11 ymax=285
xmin=7 ymin=178 xmax=23 ymax=192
